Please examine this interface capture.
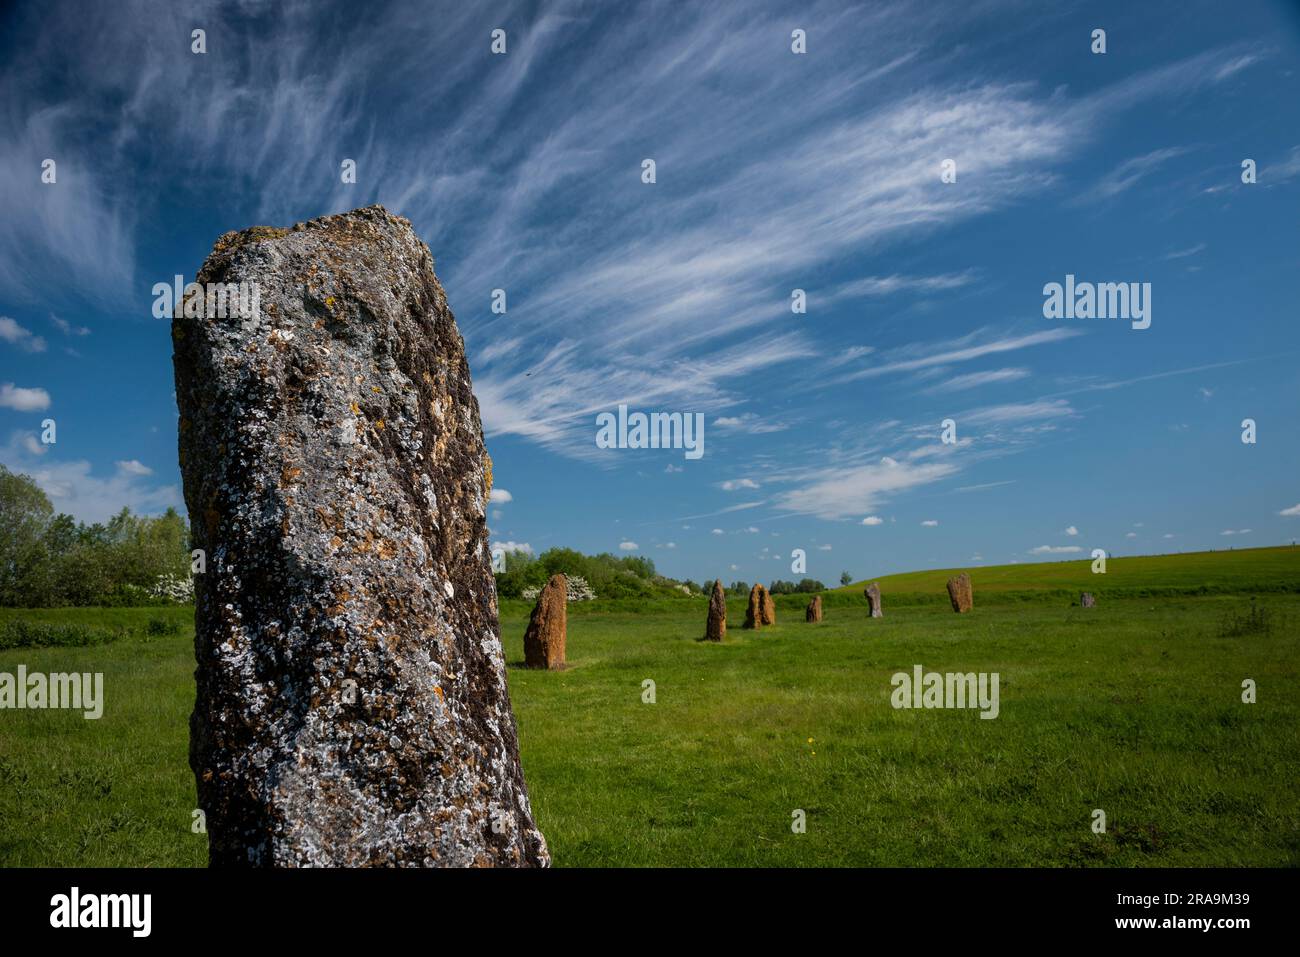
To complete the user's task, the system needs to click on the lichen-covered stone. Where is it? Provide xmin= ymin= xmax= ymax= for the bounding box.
xmin=523 ymin=574 xmax=567 ymax=669
xmin=1080 ymin=592 xmax=1096 ymax=608
xmin=174 ymin=205 xmax=548 ymax=867
xmin=947 ymin=573 xmax=973 ymax=614
xmin=865 ymin=582 xmax=883 ymax=618
xmin=805 ymin=595 xmax=822 ymax=623
xmin=705 ymin=579 xmax=726 ymax=641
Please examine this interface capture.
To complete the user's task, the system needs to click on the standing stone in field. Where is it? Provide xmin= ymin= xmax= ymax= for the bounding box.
xmin=864 ymin=582 xmax=883 ymax=618
xmin=805 ymin=595 xmax=822 ymax=623
xmin=761 ymin=586 xmax=776 ymax=626
xmin=743 ymin=583 xmax=764 ymax=629
xmin=1080 ymin=592 xmax=1096 ymax=608
xmin=705 ymin=579 xmax=726 ymax=641
xmin=946 ymin=573 xmax=973 ymax=613
xmin=524 ymin=574 xmax=567 ymax=669
xmin=174 ymin=205 xmax=549 ymax=867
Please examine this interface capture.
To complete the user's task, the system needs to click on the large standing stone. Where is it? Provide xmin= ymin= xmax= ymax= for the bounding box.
xmin=864 ymin=582 xmax=883 ymax=618
xmin=1080 ymin=592 xmax=1096 ymax=608
xmin=705 ymin=579 xmax=726 ymax=641
xmin=946 ymin=573 xmax=973 ymax=613
xmin=743 ymin=583 xmax=764 ymax=629
xmin=524 ymin=574 xmax=567 ymax=669
xmin=761 ymin=586 xmax=776 ymax=626
xmin=173 ymin=206 xmax=548 ymax=867
xmin=805 ymin=595 xmax=822 ymax=622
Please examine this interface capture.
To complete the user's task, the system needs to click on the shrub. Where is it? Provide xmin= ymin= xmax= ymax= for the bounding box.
xmin=1218 ymin=599 xmax=1274 ymax=638
xmin=0 ymin=619 xmax=126 ymax=650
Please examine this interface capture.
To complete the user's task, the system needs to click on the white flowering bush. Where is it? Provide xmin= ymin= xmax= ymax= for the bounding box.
xmin=150 ymin=573 xmax=195 ymax=604
xmin=565 ymin=576 xmax=596 ymax=602
xmin=521 ymin=575 xmax=597 ymax=603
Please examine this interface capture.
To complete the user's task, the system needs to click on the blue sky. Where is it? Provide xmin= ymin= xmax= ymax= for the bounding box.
xmin=1 ymin=0 xmax=1298 ymax=584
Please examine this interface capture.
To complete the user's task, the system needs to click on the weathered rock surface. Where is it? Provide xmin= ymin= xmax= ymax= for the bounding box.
xmin=705 ymin=579 xmax=726 ymax=641
xmin=1080 ymin=592 xmax=1096 ymax=608
xmin=523 ymin=574 xmax=567 ymax=669
xmin=805 ymin=595 xmax=822 ymax=623
xmin=946 ymin=573 xmax=973 ymax=613
xmin=865 ymin=582 xmax=883 ymax=618
xmin=761 ymin=587 xmax=776 ymax=626
xmin=174 ymin=205 xmax=548 ymax=867
xmin=743 ymin=583 xmax=765 ymax=629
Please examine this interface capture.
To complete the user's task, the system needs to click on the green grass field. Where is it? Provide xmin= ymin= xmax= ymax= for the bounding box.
xmin=2 ymin=547 xmax=1298 ymax=867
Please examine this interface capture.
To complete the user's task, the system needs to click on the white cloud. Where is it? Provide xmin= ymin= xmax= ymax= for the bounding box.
xmin=1279 ymin=504 xmax=1300 ymax=517
xmin=489 ymin=487 xmax=513 ymax=504
xmin=920 ymin=519 xmax=939 ymax=527
xmin=1125 ymin=532 xmax=1137 ymax=539
xmin=0 ymin=317 xmax=47 ymax=353
xmin=115 ymin=459 xmax=152 ymax=477
xmin=618 ymin=540 xmax=638 ymax=551
xmin=49 ymin=314 xmax=91 ymax=337
xmin=745 ymin=526 xmax=759 ymax=534
xmin=1065 ymin=525 xmax=1078 ymax=536
xmin=829 ymin=271 xmax=977 ymax=300
xmin=0 ymin=383 xmax=51 ymax=411
xmin=926 ymin=367 xmax=1029 ymax=393
xmin=773 ymin=458 xmax=958 ymax=521
xmin=713 ymin=414 xmax=789 ymax=435
xmin=1163 ymin=533 xmax=1175 ymax=539
xmin=1220 ymin=529 xmax=1251 ymax=536
xmin=711 ymin=528 xmax=724 ymax=535
xmin=664 ymin=463 xmax=683 ymax=473
xmin=660 ymin=542 xmax=677 ymax=549
xmin=492 ymin=540 xmax=533 ymax=555
xmin=817 ymin=544 xmax=832 ymax=551
xmin=1029 ymin=545 xmax=1082 ymax=554
xmin=861 ymin=515 xmax=884 ymax=526
xmin=719 ymin=478 xmax=760 ymax=491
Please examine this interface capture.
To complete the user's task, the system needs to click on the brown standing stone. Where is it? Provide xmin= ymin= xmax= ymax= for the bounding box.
xmin=946 ymin=572 xmax=973 ymax=613
xmin=174 ymin=205 xmax=547 ymax=867
xmin=865 ymin=582 xmax=883 ymax=618
xmin=805 ymin=595 xmax=822 ymax=622
xmin=1080 ymin=592 xmax=1096 ymax=608
xmin=705 ymin=579 xmax=726 ymax=641
xmin=524 ymin=574 xmax=567 ymax=669
xmin=743 ymin=583 xmax=765 ymax=629
xmin=761 ymin=585 xmax=776 ymax=625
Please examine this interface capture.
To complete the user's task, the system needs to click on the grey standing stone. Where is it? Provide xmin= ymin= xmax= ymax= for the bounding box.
xmin=864 ymin=582 xmax=883 ymax=618
xmin=1080 ymin=592 xmax=1096 ymax=608
xmin=174 ymin=205 xmax=548 ymax=867
xmin=705 ymin=579 xmax=726 ymax=641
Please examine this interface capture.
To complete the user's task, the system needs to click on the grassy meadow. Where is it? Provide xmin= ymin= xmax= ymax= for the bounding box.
xmin=1 ymin=547 xmax=1298 ymax=867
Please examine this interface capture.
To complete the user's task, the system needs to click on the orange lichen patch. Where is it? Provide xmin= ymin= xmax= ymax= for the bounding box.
xmin=371 ymin=386 xmax=381 ymax=393
xmin=281 ymin=465 xmax=303 ymax=484
xmin=329 ymin=535 xmax=343 ymax=550
xmin=375 ymin=539 xmax=396 ymax=560
xmin=433 ymin=685 xmax=444 ymax=702
xmin=350 ymin=401 xmax=360 ymax=415
xmin=483 ymin=452 xmax=493 ymax=498
xmin=375 ymin=419 xmax=384 ymax=430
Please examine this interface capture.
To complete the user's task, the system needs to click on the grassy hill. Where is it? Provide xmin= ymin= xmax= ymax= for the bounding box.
xmin=830 ymin=544 xmax=1300 ymax=607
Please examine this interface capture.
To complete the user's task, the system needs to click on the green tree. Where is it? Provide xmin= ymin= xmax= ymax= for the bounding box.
xmin=0 ymin=465 xmax=53 ymax=605
xmin=840 ymin=571 xmax=852 ymax=586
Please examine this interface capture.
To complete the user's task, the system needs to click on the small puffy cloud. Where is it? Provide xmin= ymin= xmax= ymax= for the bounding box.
xmin=1064 ymin=525 xmax=1078 ymax=536
xmin=19 ymin=432 xmax=46 ymax=456
xmin=492 ymin=540 xmax=532 ymax=555
xmin=49 ymin=314 xmax=91 ymax=337
xmin=1199 ymin=387 xmax=1214 ymax=399
xmin=1163 ymin=533 xmax=1175 ymax=539
xmin=618 ymin=540 xmax=638 ymax=551
xmin=817 ymin=544 xmax=832 ymax=551
xmin=115 ymin=459 xmax=153 ymax=477
xmin=711 ymin=528 xmax=724 ymax=535
xmin=490 ymin=487 xmax=513 ymax=504
xmin=861 ymin=515 xmax=883 ymax=526
xmin=0 ymin=317 xmax=47 ymax=353
xmin=660 ymin=542 xmax=677 ymax=549
xmin=728 ymin=564 xmax=738 ymax=571
xmin=1220 ymin=529 xmax=1252 ymax=535
xmin=1029 ymin=545 xmax=1082 ymax=554
xmin=1279 ymin=503 xmax=1300 ymax=517
xmin=0 ymin=383 xmax=51 ymax=411
xmin=719 ymin=478 xmax=760 ymax=491
xmin=920 ymin=519 xmax=939 ymax=527
xmin=745 ymin=526 xmax=759 ymax=533
xmin=1125 ymin=532 xmax=1137 ymax=539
